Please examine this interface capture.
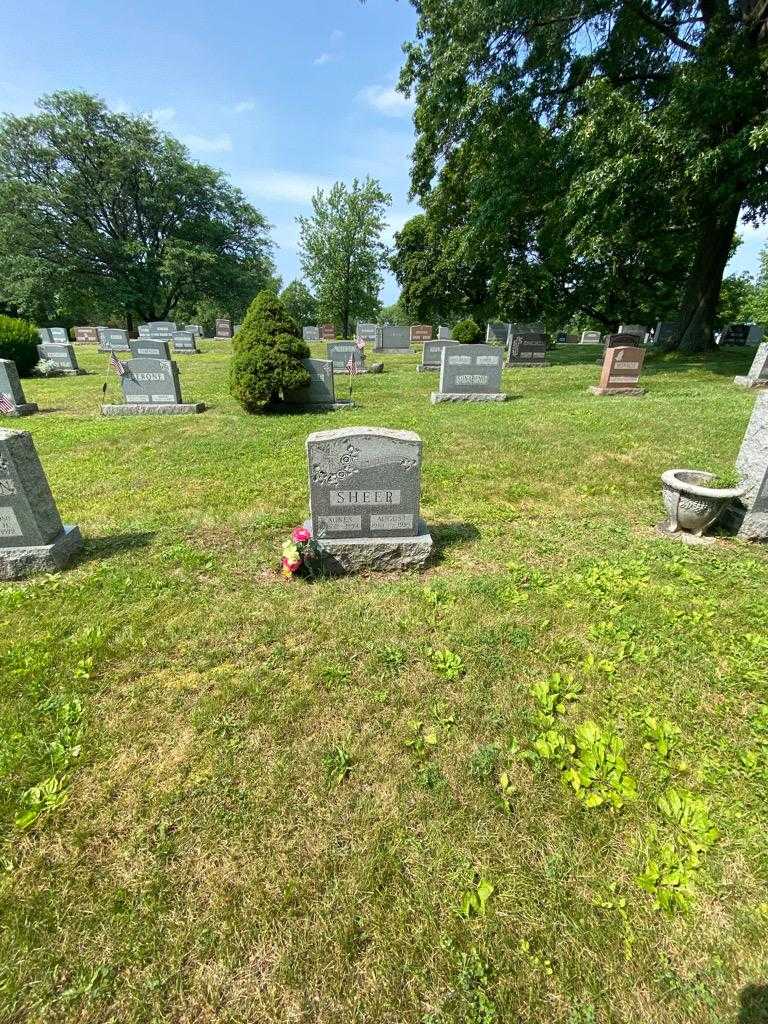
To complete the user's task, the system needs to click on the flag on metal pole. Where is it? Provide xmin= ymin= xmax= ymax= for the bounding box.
xmin=109 ymin=352 xmax=127 ymax=377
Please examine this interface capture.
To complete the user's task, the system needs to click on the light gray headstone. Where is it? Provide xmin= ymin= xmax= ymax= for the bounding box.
xmin=185 ymin=325 xmax=203 ymax=337
xmin=129 ymin=338 xmax=171 ymax=360
xmin=356 ymin=323 xmax=379 ymax=343
xmin=580 ymin=330 xmax=601 ymax=344
xmin=437 ymin=326 xmax=454 ymax=341
xmin=728 ymin=392 xmax=768 ymax=540
xmin=121 ymin=358 xmax=182 ymax=405
xmin=379 ymin=325 xmax=410 ymax=350
xmin=327 ymin=341 xmax=363 ymax=371
xmin=303 ymin=326 xmax=320 ymax=342
xmin=49 ymin=328 xmax=69 ymax=344
xmin=37 ymin=328 xmax=52 ymax=344
xmin=97 ymin=328 xmax=130 ymax=351
xmin=172 ymin=331 xmax=199 ymax=353
xmin=284 ymin=358 xmax=336 ymax=406
xmin=438 ymin=344 xmax=503 ymax=395
xmin=307 ymin=426 xmax=422 ymax=540
xmin=0 ymin=360 xmax=28 ymax=406
xmin=146 ymin=322 xmax=177 ymax=339
xmin=138 ymin=325 xmax=151 ymax=337
xmin=744 ymin=343 xmax=768 ymax=384
xmin=37 ymin=343 xmax=79 ymax=372
xmin=0 ymin=428 xmax=64 ymax=547
xmin=215 ymin=318 xmax=233 ymax=339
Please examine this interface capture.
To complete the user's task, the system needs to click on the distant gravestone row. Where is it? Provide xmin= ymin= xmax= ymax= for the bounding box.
xmin=431 ymin=344 xmax=507 ymax=404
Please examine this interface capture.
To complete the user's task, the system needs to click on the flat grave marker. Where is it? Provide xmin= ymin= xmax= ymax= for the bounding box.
xmin=101 ymin=356 xmax=205 ymax=416
xmin=0 ymin=360 xmax=37 ymax=416
xmin=432 ymin=343 xmax=507 ymax=403
xmin=0 ymin=427 xmax=82 ymax=579
xmin=303 ymin=426 xmax=432 ymax=573
xmin=590 ymin=345 xmax=646 ymax=396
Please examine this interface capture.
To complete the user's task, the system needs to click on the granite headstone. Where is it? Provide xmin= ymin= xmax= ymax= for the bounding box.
xmin=432 ymin=343 xmax=506 ymax=403
xmin=590 ymin=345 xmax=646 ymax=396
xmin=215 ymin=318 xmax=233 ymax=339
xmin=36 ymin=343 xmax=82 ymax=374
xmin=410 ymin=324 xmax=433 ymax=342
xmin=319 ymin=324 xmax=337 ymax=341
xmin=74 ymin=326 xmax=99 ymax=344
xmin=356 ymin=323 xmax=379 ymax=344
xmin=284 ymin=358 xmax=350 ymax=409
xmin=101 ymin=357 xmax=205 ymax=415
xmin=418 ymin=339 xmax=454 ymax=372
xmin=580 ymin=330 xmax=601 ymax=344
xmin=0 ymin=360 xmax=37 ymax=416
xmin=97 ymin=328 xmax=130 ymax=352
xmin=172 ymin=331 xmax=200 ymax=354
xmin=437 ymin=326 xmax=454 ymax=341
xmin=0 ymin=427 xmax=82 ymax=578
xmin=327 ymin=341 xmax=364 ymax=372
xmin=486 ymin=322 xmax=510 ymax=345
xmin=377 ymin=325 xmax=410 ymax=352
xmin=734 ymin=343 xmax=768 ymax=388
xmin=129 ymin=337 xmax=171 ymax=360
xmin=303 ymin=326 xmax=321 ymax=342
xmin=724 ymin=391 xmax=768 ymax=541
xmin=507 ymin=332 xmax=547 ymax=367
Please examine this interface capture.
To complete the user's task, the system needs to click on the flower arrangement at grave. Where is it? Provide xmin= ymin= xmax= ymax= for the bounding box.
xmin=281 ymin=526 xmax=323 ymax=579
xmin=229 ymin=291 xmax=311 ymax=412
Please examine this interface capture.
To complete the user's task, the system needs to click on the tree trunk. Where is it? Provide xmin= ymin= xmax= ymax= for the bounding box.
xmin=665 ymin=194 xmax=742 ymax=353
xmin=125 ymin=309 xmax=134 ymax=335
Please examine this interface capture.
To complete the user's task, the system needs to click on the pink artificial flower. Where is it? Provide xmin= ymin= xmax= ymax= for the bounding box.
xmin=281 ymin=556 xmax=301 ymax=575
xmin=292 ymin=526 xmax=311 ymax=544
xmin=356 ymin=339 xmax=365 ymax=350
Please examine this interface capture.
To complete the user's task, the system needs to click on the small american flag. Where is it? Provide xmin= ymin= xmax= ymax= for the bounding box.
xmin=0 ymin=392 xmax=14 ymax=414
xmin=345 ymin=354 xmax=360 ymax=376
xmin=109 ymin=352 xmax=127 ymax=377
xmin=355 ymin=338 xmax=365 ymax=351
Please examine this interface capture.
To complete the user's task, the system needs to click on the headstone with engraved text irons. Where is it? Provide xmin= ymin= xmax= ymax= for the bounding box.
xmin=418 ymin=339 xmax=454 ymax=371
xmin=303 ymin=326 xmax=320 ymax=342
xmin=486 ymin=322 xmax=510 ymax=345
xmin=377 ymin=325 xmax=410 ymax=352
xmin=74 ymin=326 xmax=99 ymax=344
xmin=327 ymin=341 xmax=363 ymax=372
xmin=215 ymin=318 xmax=233 ymax=339
xmin=507 ymin=332 xmax=547 ymax=367
xmin=319 ymin=324 xmax=337 ymax=341
xmin=356 ymin=323 xmax=379 ymax=344
xmin=410 ymin=325 xmax=433 ymax=343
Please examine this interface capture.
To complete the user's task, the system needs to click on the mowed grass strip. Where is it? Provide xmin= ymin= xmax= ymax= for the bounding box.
xmin=0 ymin=342 xmax=766 ymax=1023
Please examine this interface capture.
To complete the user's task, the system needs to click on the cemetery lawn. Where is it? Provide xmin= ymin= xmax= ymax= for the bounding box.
xmin=3 ymin=341 xmax=768 ymax=1024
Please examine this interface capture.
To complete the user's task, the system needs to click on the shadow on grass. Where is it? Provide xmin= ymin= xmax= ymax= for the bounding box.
xmin=430 ymin=521 xmax=481 ymax=562
xmin=550 ymin=345 xmax=754 ymax=378
xmin=740 ymin=985 xmax=768 ymax=1023
xmin=78 ymin=531 xmax=156 ymax=565
xmin=260 ymin=403 xmax=352 ymax=417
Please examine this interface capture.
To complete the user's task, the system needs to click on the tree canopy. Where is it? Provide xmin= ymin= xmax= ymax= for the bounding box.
xmin=279 ymin=280 xmax=318 ymax=329
xmin=400 ymin=0 xmax=768 ymax=350
xmin=0 ymin=91 xmax=276 ymax=330
xmin=297 ymin=178 xmax=391 ymax=338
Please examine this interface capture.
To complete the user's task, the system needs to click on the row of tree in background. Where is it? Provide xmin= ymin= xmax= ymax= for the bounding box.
xmin=2 ymin=10 xmax=767 ymax=354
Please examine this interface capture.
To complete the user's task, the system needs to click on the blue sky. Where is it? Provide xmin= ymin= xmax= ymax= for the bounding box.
xmin=0 ymin=0 xmax=764 ymax=307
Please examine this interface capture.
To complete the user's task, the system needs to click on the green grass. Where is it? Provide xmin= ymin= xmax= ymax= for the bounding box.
xmin=1 ymin=341 xmax=767 ymax=1023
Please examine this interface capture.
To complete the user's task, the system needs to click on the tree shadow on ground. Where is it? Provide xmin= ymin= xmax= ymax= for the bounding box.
xmin=260 ymin=404 xmax=351 ymax=417
xmin=77 ymin=531 xmax=156 ymax=566
xmin=549 ymin=345 xmax=753 ymax=378
xmin=740 ymin=985 xmax=768 ymax=1023
xmin=430 ymin=521 xmax=481 ymax=562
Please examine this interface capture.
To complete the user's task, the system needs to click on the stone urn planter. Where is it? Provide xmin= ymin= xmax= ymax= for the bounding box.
xmin=660 ymin=469 xmax=748 ymax=538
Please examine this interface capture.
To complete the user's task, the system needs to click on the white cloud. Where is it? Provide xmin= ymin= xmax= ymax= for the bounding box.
xmin=358 ymin=83 xmax=413 ymax=118
xmin=314 ymin=28 xmax=344 ymax=66
xmin=314 ymin=51 xmax=336 ymax=66
xmin=330 ymin=29 xmax=344 ymax=44
xmin=233 ymin=100 xmax=256 ymax=114
xmin=151 ymin=106 xmax=176 ymax=124
xmin=240 ymin=170 xmax=334 ymax=204
xmin=182 ymin=132 xmax=233 ymax=154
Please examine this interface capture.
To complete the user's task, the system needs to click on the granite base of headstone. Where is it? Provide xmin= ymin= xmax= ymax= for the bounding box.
xmin=589 ymin=345 xmax=646 ymax=396
xmin=734 ymin=343 xmax=768 ymax=389
xmin=722 ymin=392 xmax=768 ymax=541
xmin=303 ymin=426 xmax=432 ymax=574
xmin=431 ymin=344 xmax=507 ymax=403
xmin=0 ymin=360 xmax=38 ymax=416
xmin=0 ymin=427 xmax=82 ymax=579
xmin=101 ymin=356 xmax=205 ymax=415
xmin=282 ymin=358 xmax=354 ymax=411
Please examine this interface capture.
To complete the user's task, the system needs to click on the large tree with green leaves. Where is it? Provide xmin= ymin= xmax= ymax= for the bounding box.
xmin=0 ymin=91 xmax=275 ymax=331
xmin=279 ymin=280 xmax=318 ymax=329
xmin=297 ymin=178 xmax=391 ymax=338
xmin=400 ymin=0 xmax=768 ymax=351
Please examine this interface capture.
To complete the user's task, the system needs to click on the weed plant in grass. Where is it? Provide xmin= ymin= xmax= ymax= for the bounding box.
xmin=0 ymin=342 xmax=766 ymax=1022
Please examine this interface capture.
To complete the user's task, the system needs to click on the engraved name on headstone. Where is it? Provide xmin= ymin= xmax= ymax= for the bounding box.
xmin=580 ymin=330 xmax=601 ymax=344
xmin=307 ymin=427 xmax=422 ymax=540
xmin=129 ymin=338 xmax=171 ymax=360
xmin=121 ymin=357 xmax=183 ymax=405
xmin=284 ymin=358 xmax=341 ymax=408
xmin=303 ymin=326 xmax=321 ymax=342
xmin=215 ymin=318 xmax=233 ymax=339
xmin=145 ymin=322 xmax=177 ymax=339
xmin=356 ymin=323 xmax=379 ymax=344
xmin=319 ymin=324 xmax=337 ymax=341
